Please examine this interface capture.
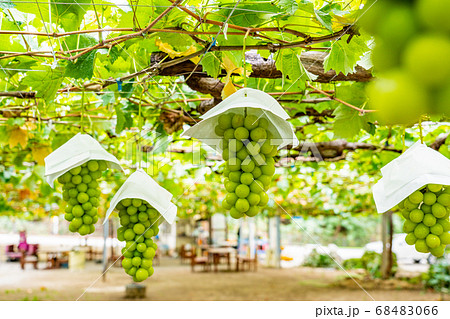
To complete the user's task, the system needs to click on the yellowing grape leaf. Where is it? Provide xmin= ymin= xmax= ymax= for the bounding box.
xmin=31 ymin=146 xmax=52 ymax=165
xmin=155 ymin=38 xmax=197 ymax=59
xmin=221 ymin=55 xmax=242 ymax=99
xmin=221 ymin=74 xmax=237 ymax=99
xmin=190 ymin=56 xmax=201 ymax=64
xmin=8 ymin=126 xmax=28 ymax=149
xmin=222 ymin=55 xmax=243 ymax=75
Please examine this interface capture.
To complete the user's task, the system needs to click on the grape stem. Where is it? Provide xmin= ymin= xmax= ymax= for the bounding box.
xmin=80 ymin=89 xmax=85 ymax=133
xmin=418 ymin=117 xmax=424 ymax=144
xmin=307 ymin=83 xmax=377 ymax=114
xmin=402 ymin=126 xmax=406 ymax=153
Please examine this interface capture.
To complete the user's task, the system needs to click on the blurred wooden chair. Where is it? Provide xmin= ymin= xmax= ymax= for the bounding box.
xmin=179 ymin=244 xmax=193 ymax=264
xmin=20 ymin=244 xmax=39 ymax=270
xmin=190 ymin=247 xmax=210 ymax=272
xmin=236 ymin=251 xmax=258 ymax=272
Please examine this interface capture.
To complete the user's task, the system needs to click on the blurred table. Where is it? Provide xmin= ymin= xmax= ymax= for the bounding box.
xmin=39 ymin=250 xmax=70 ymax=269
xmin=84 ymin=246 xmax=102 ymax=261
xmin=207 ymin=247 xmax=235 ymax=272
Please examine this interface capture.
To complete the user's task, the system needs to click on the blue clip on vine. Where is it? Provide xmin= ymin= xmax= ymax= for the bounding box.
xmin=116 ymin=79 xmax=123 ymax=92
xmin=206 ymin=37 xmax=217 ymax=53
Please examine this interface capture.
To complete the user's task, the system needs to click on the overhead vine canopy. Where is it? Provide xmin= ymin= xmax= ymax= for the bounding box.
xmin=0 ymin=0 xmax=448 ymax=220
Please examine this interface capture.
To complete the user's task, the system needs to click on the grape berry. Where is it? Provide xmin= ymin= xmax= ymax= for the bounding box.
xmin=363 ymin=0 xmax=450 ymax=123
xmin=58 ymin=160 xmax=107 ymax=235
xmin=116 ymin=198 xmax=160 ymax=282
xmin=400 ymin=184 xmax=450 ymax=257
xmin=216 ymin=112 xmax=276 ymax=219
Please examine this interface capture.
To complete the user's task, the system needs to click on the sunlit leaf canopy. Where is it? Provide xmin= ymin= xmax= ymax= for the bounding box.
xmin=0 ymin=0 xmax=448 ymax=220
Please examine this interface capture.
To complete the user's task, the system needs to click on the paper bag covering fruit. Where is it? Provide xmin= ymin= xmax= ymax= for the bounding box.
xmin=105 ymin=169 xmax=177 ymax=282
xmin=44 ymin=133 xmax=123 ymax=236
xmin=373 ymin=141 xmax=450 ymax=257
xmin=182 ymin=88 xmax=299 ymax=219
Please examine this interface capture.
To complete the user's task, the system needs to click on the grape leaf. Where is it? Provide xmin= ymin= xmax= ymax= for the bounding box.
xmin=117 ymin=3 xmax=155 ymax=28
xmin=221 ymin=53 xmax=242 ymax=99
xmin=155 ymin=33 xmax=197 ymax=53
xmin=63 ymin=34 xmax=96 ymax=50
xmin=213 ymin=3 xmax=282 ymax=27
xmin=333 ymin=105 xmax=374 ymax=139
xmin=54 ymin=0 xmax=92 ymax=31
xmin=103 ymin=56 xmax=131 ymax=78
xmin=50 ymin=133 xmax=72 ymax=150
xmin=65 ymin=50 xmax=97 ymax=79
xmin=31 ymin=146 xmax=51 ymax=165
xmin=201 ymin=52 xmax=222 ymax=79
xmin=221 ymin=74 xmax=237 ymax=99
xmin=118 ymin=81 xmax=134 ymax=98
xmin=336 ymin=82 xmax=367 ymax=106
xmin=334 ymin=83 xmax=376 ymax=137
xmin=0 ymin=18 xmax=27 ymax=52
xmin=20 ymin=65 xmax=64 ymax=103
xmin=155 ymin=38 xmax=197 ymax=59
xmin=107 ymin=46 xmax=121 ymax=64
xmin=314 ymin=9 xmax=333 ymax=32
xmin=323 ymin=34 xmax=369 ymax=76
xmin=101 ymin=92 xmax=115 ymax=106
xmin=277 ymin=0 xmax=298 ymax=15
xmin=63 ymin=35 xmax=97 ymax=79
xmin=8 ymin=126 xmax=28 ymax=148
xmin=275 ymin=50 xmax=315 ymax=90
xmin=13 ymin=0 xmax=92 ymax=31
xmin=224 ymin=51 xmax=244 ymax=69
xmin=222 ymin=54 xmax=243 ymax=75
xmin=117 ymin=0 xmax=183 ymax=29
xmin=114 ymin=104 xmax=133 ymax=134
xmin=298 ymin=0 xmax=315 ymax=14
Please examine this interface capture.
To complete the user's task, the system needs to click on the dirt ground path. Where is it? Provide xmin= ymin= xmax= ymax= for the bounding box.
xmin=0 ymin=258 xmax=442 ymax=301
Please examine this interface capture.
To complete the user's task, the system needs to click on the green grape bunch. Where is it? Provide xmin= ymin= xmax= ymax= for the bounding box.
xmin=399 ymin=184 xmax=450 ymax=257
xmin=215 ymin=111 xmax=277 ymax=219
xmin=116 ymin=198 xmax=161 ymax=282
xmin=363 ymin=0 xmax=450 ymax=124
xmin=57 ymin=160 xmax=108 ymax=235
